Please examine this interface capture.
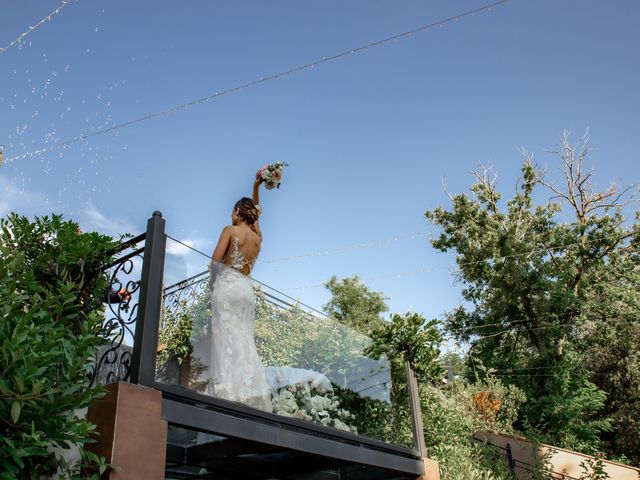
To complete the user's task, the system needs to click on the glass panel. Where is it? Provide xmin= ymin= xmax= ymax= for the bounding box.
xmin=157 ymin=237 xmax=412 ymax=446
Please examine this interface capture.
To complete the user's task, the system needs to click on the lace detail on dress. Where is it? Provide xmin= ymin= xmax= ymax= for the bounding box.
xmin=206 ymin=263 xmax=272 ymax=412
xmin=228 ymin=227 xmax=256 ymax=274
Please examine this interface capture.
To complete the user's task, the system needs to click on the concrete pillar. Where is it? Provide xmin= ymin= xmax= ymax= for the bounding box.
xmin=86 ymin=382 xmax=167 ymax=479
xmin=417 ymin=458 xmax=441 ymax=480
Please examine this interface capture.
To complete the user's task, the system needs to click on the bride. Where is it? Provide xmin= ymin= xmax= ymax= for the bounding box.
xmin=207 ymin=172 xmax=273 ymax=412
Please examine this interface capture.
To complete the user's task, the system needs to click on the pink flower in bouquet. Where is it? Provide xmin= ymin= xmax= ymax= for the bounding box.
xmin=259 ymin=161 xmax=288 ymax=190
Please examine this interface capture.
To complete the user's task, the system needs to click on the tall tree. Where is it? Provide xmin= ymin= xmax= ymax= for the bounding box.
xmin=425 ymin=131 xmax=640 ymax=456
xmin=323 ymin=275 xmax=388 ymax=335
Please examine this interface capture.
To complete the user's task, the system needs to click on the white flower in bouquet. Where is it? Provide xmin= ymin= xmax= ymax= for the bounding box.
xmin=332 ymin=419 xmax=351 ymax=432
xmin=258 ymin=162 xmax=289 ymax=190
xmin=294 ymin=409 xmax=311 ymax=420
xmin=272 ymin=390 xmax=298 ymax=416
xmin=271 ymin=383 xmax=357 ymax=434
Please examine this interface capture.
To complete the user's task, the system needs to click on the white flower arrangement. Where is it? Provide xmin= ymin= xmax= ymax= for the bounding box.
xmin=271 ymin=382 xmax=357 ymax=434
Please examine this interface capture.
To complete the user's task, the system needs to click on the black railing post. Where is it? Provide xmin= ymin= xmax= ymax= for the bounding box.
xmin=405 ymin=361 xmax=427 ymax=458
xmin=505 ymin=442 xmax=516 ymax=474
xmin=130 ymin=211 xmax=167 ymax=385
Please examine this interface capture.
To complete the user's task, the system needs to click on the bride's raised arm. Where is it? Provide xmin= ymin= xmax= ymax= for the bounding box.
xmin=252 ymin=172 xmax=263 ymax=237
xmin=252 ymin=171 xmax=263 ymax=207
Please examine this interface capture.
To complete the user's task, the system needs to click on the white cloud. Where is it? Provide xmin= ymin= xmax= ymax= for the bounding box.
xmin=79 ymin=201 xmax=137 ymax=237
xmin=0 ymin=175 xmax=51 ymax=217
xmin=166 ymin=238 xmax=195 ymax=257
xmin=0 ymin=176 xmax=138 ymax=238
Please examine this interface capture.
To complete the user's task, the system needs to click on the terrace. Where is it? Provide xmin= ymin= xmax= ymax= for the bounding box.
xmin=88 ymin=211 xmax=436 ymax=479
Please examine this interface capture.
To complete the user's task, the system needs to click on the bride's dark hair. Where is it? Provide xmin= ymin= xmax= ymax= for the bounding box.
xmin=234 ymin=197 xmax=259 ymax=225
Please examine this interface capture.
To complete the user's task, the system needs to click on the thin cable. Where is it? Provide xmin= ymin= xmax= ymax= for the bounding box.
xmin=445 ymin=314 xmax=638 ymax=344
xmin=165 ymin=234 xmax=339 ymax=322
xmin=166 ymin=234 xmax=212 ymax=259
xmin=448 ymin=312 xmax=640 ymax=337
xmin=0 ymin=0 xmax=73 ymax=56
xmin=280 ymin=231 xmax=638 ymax=291
xmin=5 ymin=0 xmax=510 ymax=163
xmin=261 ymin=232 xmax=428 ymax=264
xmin=165 ymin=233 xmax=639 ymax=335
xmin=494 ymin=371 xmax=613 ymax=378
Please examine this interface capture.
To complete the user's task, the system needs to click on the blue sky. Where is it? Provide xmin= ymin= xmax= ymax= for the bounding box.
xmin=2 ymin=0 xmax=639 ymax=328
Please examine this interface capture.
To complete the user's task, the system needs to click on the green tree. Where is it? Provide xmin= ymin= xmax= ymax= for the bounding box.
xmin=441 ymin=351 xmax=467 ymax=380
xmin=425 ymin=131 xmax=639 ymax=455
xmin=0 ymin=214 xmax=119 ymax=478
xmin=323 ymin=275 xmax=388 ymax=335
xmin=365 ymin=312 xmax=444 ymax=383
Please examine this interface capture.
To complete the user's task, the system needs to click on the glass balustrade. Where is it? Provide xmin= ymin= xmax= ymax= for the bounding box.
xmin=156 ymin=236 xmax=413 ymax=446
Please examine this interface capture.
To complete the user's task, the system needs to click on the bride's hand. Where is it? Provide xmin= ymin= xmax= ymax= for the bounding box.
xmin=254 ymin=171 xmax=264 ymax=186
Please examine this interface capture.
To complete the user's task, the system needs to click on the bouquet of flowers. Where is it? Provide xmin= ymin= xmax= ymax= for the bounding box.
xmin=257 ymin=162 xmax=288 ymax=190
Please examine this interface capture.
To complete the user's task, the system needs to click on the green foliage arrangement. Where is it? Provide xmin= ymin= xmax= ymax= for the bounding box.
xmin=157 ymin=283 xmax=210 ymax=365
xmin=0 ymin=213 xmax=121 ymax=478
xmin=578 ymin=454 xmax=611 ymax=480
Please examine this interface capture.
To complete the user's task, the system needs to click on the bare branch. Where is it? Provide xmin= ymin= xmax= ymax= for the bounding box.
xmin=471 ymin=162 xmax=500 ymax=214
xmin=536 ymin=130 xmax=634 ymax=224
xmin=441 ymin=177 xmax=455 ymax=201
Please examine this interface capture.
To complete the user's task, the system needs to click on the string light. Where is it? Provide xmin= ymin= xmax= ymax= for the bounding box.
xmin=0 ymin=0 xmax=73 ymax=56
xmin=5 ymin=0 xmax=510 ymax=163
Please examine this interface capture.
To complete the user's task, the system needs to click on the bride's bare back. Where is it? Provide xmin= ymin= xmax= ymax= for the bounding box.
xmin=226 ymin=225 xmax=261 ymax=275
xmin=212 ymin=173 xmax=264 ymax=276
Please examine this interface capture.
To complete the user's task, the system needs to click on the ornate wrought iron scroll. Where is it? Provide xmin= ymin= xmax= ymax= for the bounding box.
xmin=88 ymin=237 xmax=145 ymax=386
xmin=163 ymin=269 xmax=211 ymax=317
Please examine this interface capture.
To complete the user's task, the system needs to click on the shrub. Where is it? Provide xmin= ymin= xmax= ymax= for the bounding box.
xmin=0 ymin=214 xmax=120 ymax=478
xmin=421 ymin=375 xmax=526 ymax=480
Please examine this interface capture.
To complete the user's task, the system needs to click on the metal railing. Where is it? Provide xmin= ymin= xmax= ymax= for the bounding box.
xmin=97 ymin=211 xmax=427 ymax=456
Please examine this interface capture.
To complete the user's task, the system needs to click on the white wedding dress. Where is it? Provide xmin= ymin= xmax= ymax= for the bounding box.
xmin=206 ymin=228 xmax=273 ymax=412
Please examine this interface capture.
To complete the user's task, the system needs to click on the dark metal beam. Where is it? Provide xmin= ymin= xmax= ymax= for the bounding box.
xmin=157 ymin=383 xmax=418 ymax=458
xmin=162 ymin=399 xmax=425 ymax=476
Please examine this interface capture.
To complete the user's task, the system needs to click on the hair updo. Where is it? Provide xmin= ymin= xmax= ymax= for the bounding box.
xmin=234 ymin=197 xmax=260 ymax=225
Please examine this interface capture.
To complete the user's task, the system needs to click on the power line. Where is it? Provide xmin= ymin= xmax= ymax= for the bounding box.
xmin=165 ymin=233 xmax=638 ymax=339
xmin=0 ymin=0 xmax=74 ymax=56
xmin=280 ymin=231 xmax=638 ymax=291
xmin=493 ymin=371 xmax=614 ymax=378
xmin=444 ymin=313 xmax=638 ymax=344
xmin=5 ymin=0 xmax=510 ymax=163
